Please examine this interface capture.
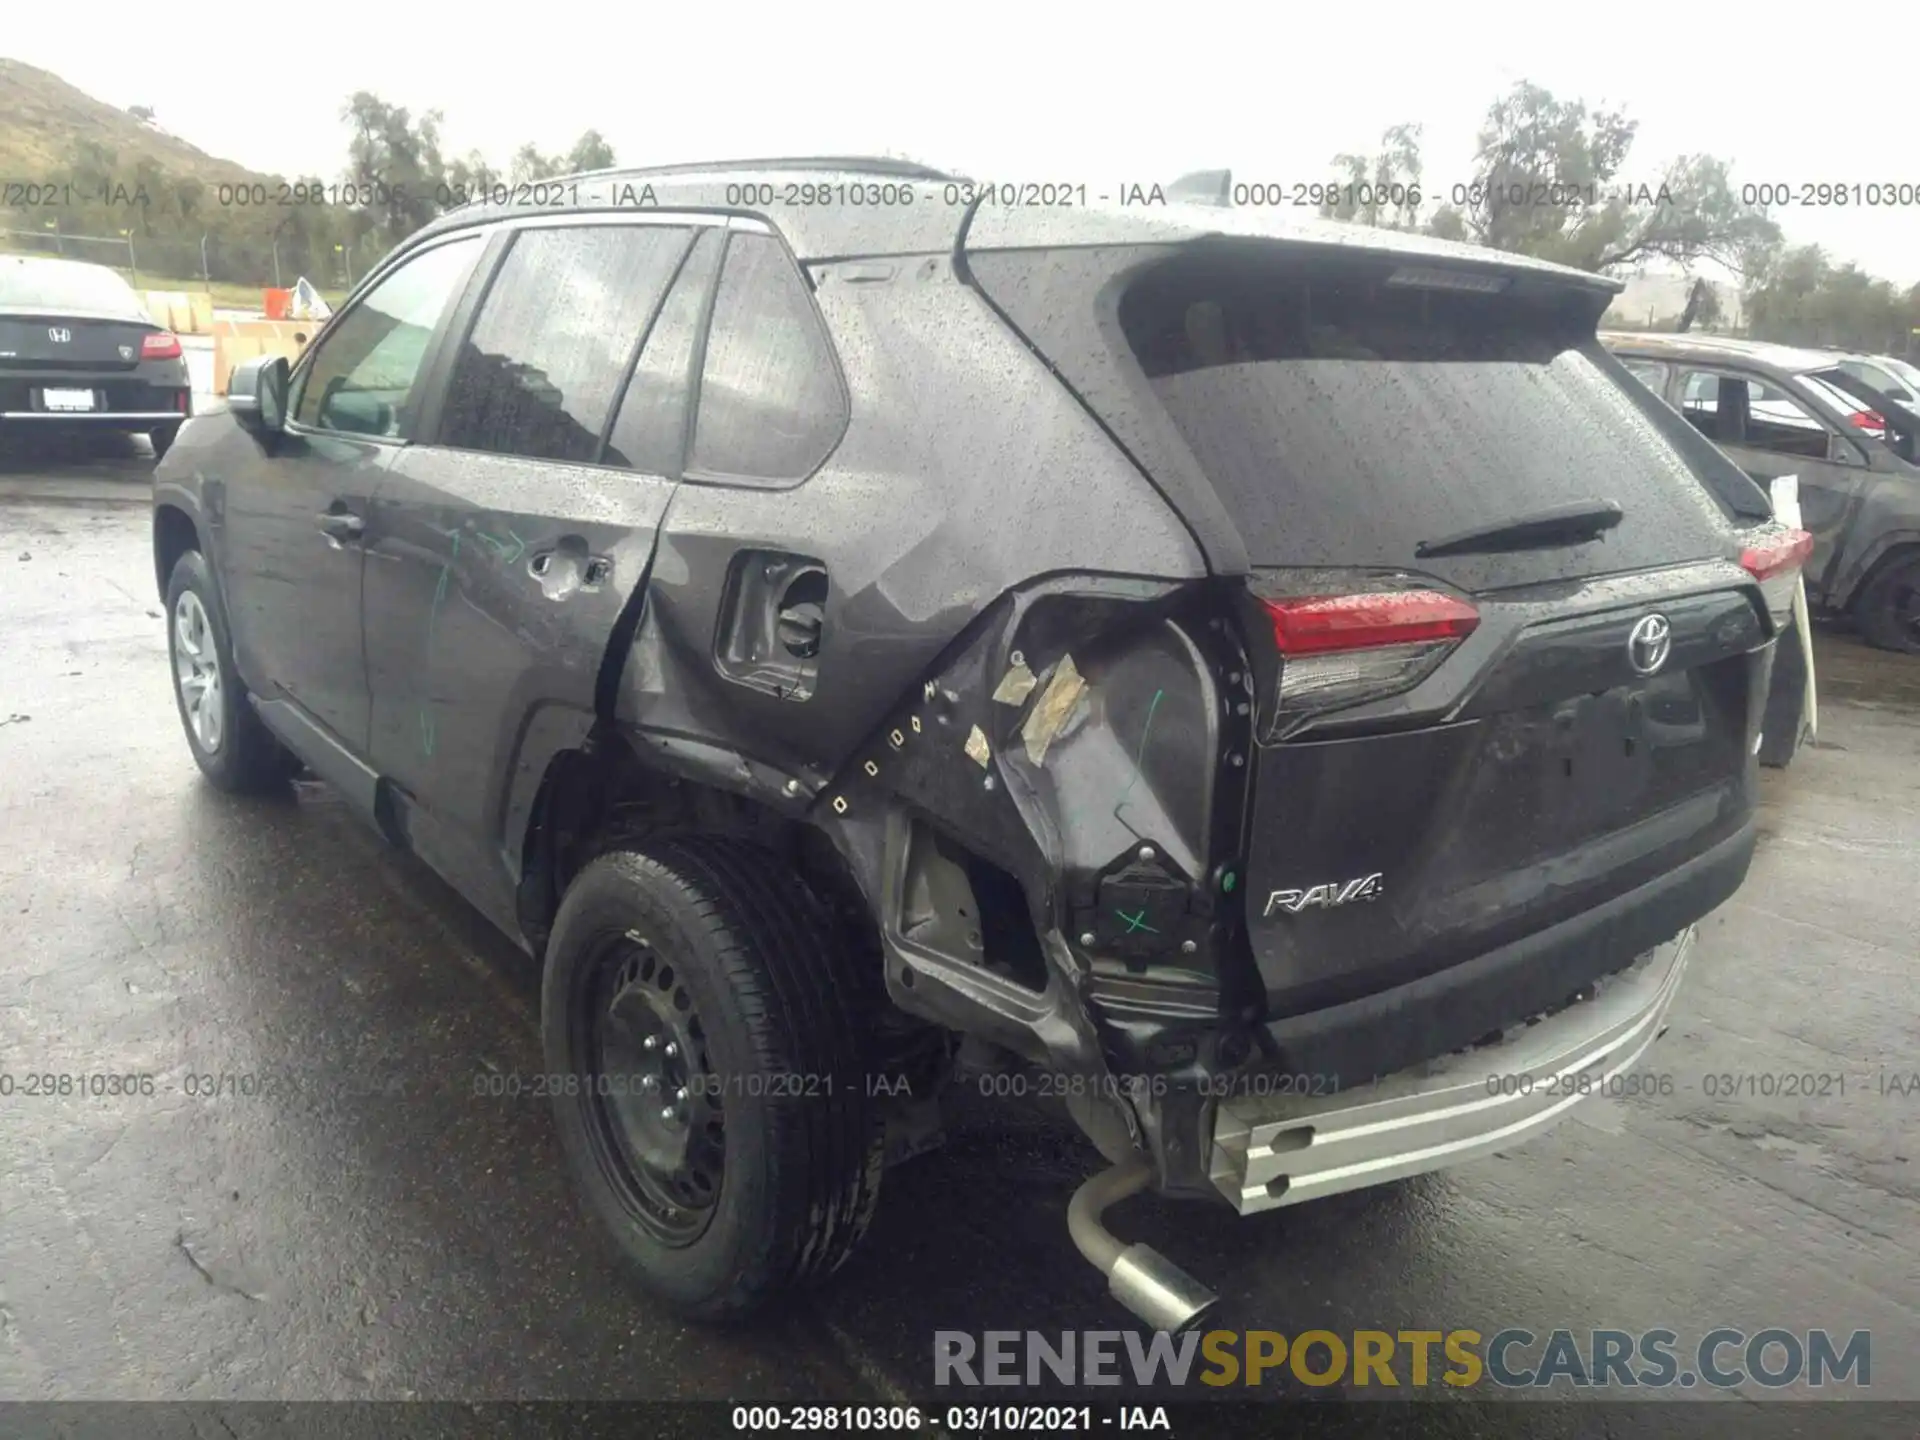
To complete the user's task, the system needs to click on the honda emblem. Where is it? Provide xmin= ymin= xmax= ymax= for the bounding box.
xmin=48 ymin=327 xmax=72 ymax=343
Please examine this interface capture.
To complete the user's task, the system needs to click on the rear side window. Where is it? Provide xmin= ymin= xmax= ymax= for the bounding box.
xmin=605 ymin=229 xmax=725 ymax=475
xmin=687 ymin=232 xmax=846 ymax=484
xmin=439 ymin=225 xmax=693 ymax=464
xmin=1118 ymin=251 xmax=1746 ymax=586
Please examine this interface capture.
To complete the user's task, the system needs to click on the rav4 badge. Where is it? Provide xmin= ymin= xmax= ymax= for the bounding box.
xmin=1264 ymin=873 xmax=1384 ymax=917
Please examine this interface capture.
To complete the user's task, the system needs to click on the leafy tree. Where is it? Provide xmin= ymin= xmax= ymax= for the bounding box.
xmin=509 ymin=142 xmax=561 ymax=185
xmin=1744 ymin=245 xmax=1920 ymax=354
xmin=565 ymin=129 xmax=616 ymax=173
xmin=340 ymin=91 xmax=448 ymax=256
xmin=506 ymin=131 xmax=619 ymax=185
xmin=444 ymin=148 xmax=501 ymax=201
xmin=1325 ymin=82 xmax=1779 ymax=276
xmin=1319 ymin=123 xmax=1424 ymax=230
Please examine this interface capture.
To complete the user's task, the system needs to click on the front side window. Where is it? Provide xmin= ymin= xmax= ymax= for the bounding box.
xmin=439 ymin=225 xmax=693 ymax=464
xmin=687 ymin=232 xmax=846 ymax=484
xmin=293 ymin=236 xmax=480 ymax=438
xmin=1679 ymin=368 xmax=1831 ymax=457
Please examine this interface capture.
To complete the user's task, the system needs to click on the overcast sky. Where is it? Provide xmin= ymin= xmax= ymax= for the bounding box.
xmin=10 ymin=2 xmax=1920 ymax=284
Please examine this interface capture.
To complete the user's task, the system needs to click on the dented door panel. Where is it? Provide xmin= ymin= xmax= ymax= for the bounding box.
xmin=363 ymin=450 xmax=673 ymax=930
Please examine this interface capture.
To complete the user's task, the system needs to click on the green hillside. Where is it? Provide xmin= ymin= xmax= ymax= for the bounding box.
xmin=1 ymin=58 xmax=353 ymax=292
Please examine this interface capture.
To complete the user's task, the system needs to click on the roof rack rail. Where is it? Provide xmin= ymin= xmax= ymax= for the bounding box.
xmin=566 ymin=156 xmax=961 ymax=184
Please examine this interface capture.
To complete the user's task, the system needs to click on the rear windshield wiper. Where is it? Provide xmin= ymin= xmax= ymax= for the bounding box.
xmin=1415 ymin=499 xmax=1624 ymax=559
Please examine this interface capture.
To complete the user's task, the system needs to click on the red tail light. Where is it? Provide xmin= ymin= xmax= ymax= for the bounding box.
xmin=1740 ymin=527 xmax=1813 ymax=627
xmin=1263 ymin=591 xmax=1481 ymax=654
xmin=1847 ymin=409 xmax=1885 ymax=431
xmin=1258 ymin=590 xmax=1480 ymax=737
xmin=141 ymin=331 xmax=182 ymax=360
xmin=1739 ymin=528 xmax=1813 ymax=583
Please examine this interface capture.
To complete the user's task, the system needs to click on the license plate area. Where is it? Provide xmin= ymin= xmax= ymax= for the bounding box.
xmin=40 ymin=387 xmax=97 ymax=412
xmin=1541 ymin=670 xmax=1710 ymax=830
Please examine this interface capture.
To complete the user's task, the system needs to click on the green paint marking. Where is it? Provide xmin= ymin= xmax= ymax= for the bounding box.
xmin=472 ymin=527 xmax=528 ymax=567
xmin=1114 ymin=686 xmax=1166 ymax=810
xmin=1117 ymin=908 xmax=1159 ymax=935
xmin=419 ymin=530 xmax=462 ymax=756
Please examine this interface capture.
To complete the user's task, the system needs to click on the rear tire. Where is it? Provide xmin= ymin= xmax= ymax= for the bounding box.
xmin=149 ymin=423 xmax=180 ymax=462
xmin=541 ymin=838 xmax=885 ymax=1321
xmin=164 ymin=550 xmax=295 ymax=792
xmin=1855 ymin=551 xmax=1920 ymax=655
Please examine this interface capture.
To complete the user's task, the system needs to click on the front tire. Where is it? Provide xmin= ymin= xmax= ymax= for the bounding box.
xmin=164 ymin=550 xmax=294 ymax=792
xmin=1855 ymin=550 xmax=1920 ymax=655
xmin=541 ymin=839 xmax=885 ymax=1321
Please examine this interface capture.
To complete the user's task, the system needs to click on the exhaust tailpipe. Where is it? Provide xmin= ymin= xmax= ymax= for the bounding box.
xmin=1066 ymin=1158 xmax=1219 ymax=1332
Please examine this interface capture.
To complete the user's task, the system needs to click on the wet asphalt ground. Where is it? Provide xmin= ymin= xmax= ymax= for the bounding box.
xmin=1 ymin=434 xmax=1916 ymax=1410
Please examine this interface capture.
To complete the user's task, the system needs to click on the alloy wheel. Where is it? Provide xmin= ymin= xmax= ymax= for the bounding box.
xmin=171 ymin=590 xmax=224 ymax=754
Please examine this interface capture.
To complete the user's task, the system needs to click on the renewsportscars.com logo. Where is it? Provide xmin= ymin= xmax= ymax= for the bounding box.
xmin=933 ymin=1328 xmax=1872 ymax=1390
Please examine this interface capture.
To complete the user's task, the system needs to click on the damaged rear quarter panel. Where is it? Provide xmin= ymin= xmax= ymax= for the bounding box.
xmin=600 ymin=256 xmax=1277 ymax=1178
xmin=615 ymin=253 xmax=1205 ymax=787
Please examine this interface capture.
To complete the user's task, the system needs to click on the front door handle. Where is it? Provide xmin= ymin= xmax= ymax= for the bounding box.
xmin=317 ymin=511 xmax=364 ymax=544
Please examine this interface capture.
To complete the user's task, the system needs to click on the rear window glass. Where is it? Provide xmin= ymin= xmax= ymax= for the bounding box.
xmin=1117 ymin=252 xmax=1749 ymax=584
xmin=0 ymin=258 xmax=141 ymax=313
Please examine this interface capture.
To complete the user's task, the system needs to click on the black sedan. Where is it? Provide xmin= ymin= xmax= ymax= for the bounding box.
xmin=0 ymin=254 xmax=192 ymax=458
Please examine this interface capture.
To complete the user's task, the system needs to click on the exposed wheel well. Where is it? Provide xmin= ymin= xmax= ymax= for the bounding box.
xmin=517 ymin=734 xmax=966 ymax=1102
xmin=515 ymin=733 xmax=874 ymax=964
xmin=153 ymin=504 xmax=200 ymax=600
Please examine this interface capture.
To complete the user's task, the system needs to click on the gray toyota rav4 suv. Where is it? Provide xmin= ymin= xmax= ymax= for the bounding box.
xmin=153 ymin=158 xmax=1810 ymax=1328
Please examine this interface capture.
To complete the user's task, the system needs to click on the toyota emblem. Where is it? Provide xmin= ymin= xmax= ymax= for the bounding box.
xmin=1627 ymin=614 xmax=1672 ymax=676
xmin=48 ymin=326 xmax=72 ymax=343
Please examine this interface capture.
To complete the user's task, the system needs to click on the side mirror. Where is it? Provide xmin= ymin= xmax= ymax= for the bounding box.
xmin=228 ymin=356 xmax=290 ymax=443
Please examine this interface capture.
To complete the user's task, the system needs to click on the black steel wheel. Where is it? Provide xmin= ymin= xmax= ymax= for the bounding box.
xmin=540 ymin=838 xmax=886 ymax=1320
xmin=575 ymin=929 xmax=728 ymax=1247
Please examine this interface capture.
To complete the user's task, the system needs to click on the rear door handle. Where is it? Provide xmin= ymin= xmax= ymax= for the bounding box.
xmin=317 ymin=511 xmax=365 ymax=543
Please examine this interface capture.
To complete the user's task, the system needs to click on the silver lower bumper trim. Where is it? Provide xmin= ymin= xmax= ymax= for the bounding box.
xmin=1210 ymin=926 xmax=1695 ymax=1213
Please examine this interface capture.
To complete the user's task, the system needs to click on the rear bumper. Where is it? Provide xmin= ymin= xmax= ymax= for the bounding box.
xmin=1210 ymin=925 xmax=1693 ymax=1212
xmin=0 ymin=364 xmax=191 ymax=423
